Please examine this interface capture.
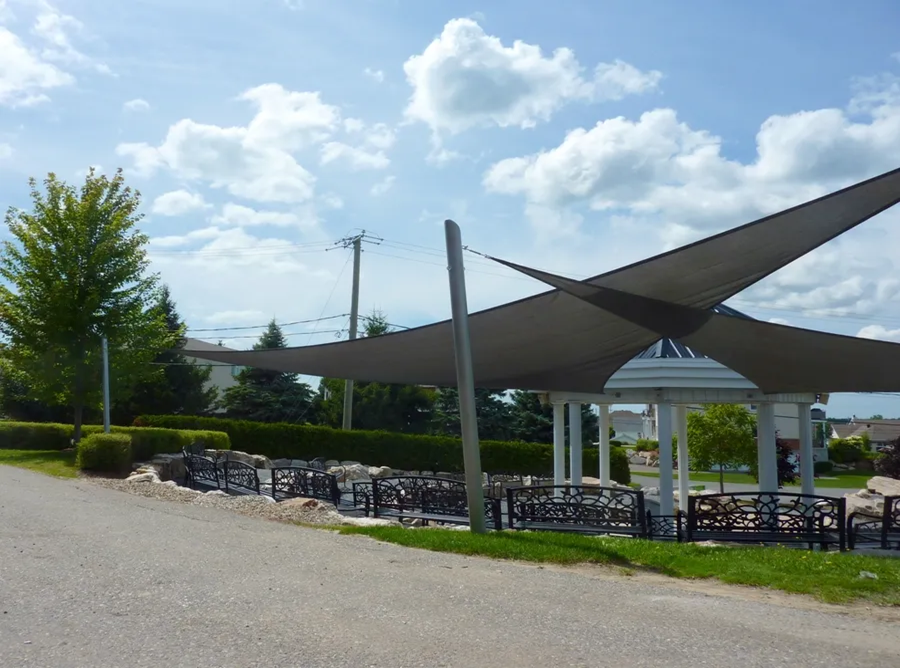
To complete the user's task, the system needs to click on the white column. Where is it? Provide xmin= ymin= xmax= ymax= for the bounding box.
xmin=598 ymin=405 xmax=611 ymax=487
xmin=568 ymin=402 xmax=583 ymax=486
xmin=675 ymin=405 xmax=689 ymax=511
xmin=756 ymin=403 xmax=778 ymax=492
xmin=797 ymin=403 xmax=815 ymax=496
xmin=657 ymin=402 xmax=675 ymax=517
xmin=552 ymin=402 xmax=566 ymax=487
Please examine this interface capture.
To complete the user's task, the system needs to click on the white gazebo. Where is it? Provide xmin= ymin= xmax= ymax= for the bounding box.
xmin=537 ymin=305 xmax=821 ymax=519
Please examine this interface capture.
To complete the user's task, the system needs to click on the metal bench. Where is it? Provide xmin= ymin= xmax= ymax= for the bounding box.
xmin=270 ymin=466 xmax=341 ymax=505
xmin=848 ymin=496 xmax=900 ymax=550
xmin=221 ymin=459 xmax=261 ymax=496
xmin=506 ymin=485 xmax=647 ymax=537
xmin=371 ymin=476 xmax=503 ymax=530
xmin=183 ymin=453 xmax=220 ymax=490
xmin=686 ymin=492 xmax=846 ymax=550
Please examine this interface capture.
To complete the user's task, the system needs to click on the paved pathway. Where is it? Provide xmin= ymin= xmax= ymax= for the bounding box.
xmin=1 ymin=466 xmax=897 ymax=668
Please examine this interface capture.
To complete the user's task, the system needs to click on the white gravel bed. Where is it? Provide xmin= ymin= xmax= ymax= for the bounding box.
xmin=87 ymin=477 xmax=396 ymax=528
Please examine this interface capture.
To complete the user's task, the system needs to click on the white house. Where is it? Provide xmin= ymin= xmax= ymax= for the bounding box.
xmin=182 ymin=338 xmax=242 ymax=410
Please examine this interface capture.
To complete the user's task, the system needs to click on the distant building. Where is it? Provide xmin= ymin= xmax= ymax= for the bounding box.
xmin=182 ymin=338 xmax=243 ymax=411
xmin=831 ymin=418 xmax=900 ymax=449
xmin=608 ymin=410 xmax=647 ymax=444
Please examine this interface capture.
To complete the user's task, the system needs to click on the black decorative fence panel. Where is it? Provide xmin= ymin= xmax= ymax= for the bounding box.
xmin=506 ymin=485 xmax=647 ymax=536
xmin=271 ymin=467 xmax=341 ymax=504
xmin=646 ymin=512 xmax=683 ymax=541
xmin=687 ymin=493 xmax=845 ymax=550
xmin=222 ymin=461 xmax=260 ymax=495
xmin=371 ymin=476 xmax=469 ymax=514
xmin=185 ymin=454 xmax=219 ymax=489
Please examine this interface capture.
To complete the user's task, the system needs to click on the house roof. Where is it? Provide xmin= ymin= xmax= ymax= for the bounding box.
xmin=834 ymin=419 xmax=900 ymax=443
xmin=610 ymin=410 xmax=643 ymax=419
xmin=183 ymin=338 xmax=237 ymax=354
xmin=183 ymin=167 xmax=900 ymax=394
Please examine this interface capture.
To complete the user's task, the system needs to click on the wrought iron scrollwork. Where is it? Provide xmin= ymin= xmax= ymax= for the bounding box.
xmin=271 ymin=467 xmax=340 ymax=504
xmin=184 ymin=454 xmax=219 ymax=489
xmin=687 ymin=492 xmax=846 ymax=549
xmin=223 ymin=461 xmax=260 ymax=494
xmin=506 ymin=485 xmax=646 ymax=533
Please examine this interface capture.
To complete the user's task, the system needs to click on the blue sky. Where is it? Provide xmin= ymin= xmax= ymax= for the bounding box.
xmin=2 ymin=0 xmax=900 ymax=418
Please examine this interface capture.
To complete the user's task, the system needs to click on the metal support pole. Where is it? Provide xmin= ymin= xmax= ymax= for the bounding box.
xmin=444 ymin=220 xmax=487 ymax=534
xmin=568 ymin=402 xmax=583 ymax=485
xmin=341 ymin=236 xmax=362 ymax=431
xmin=598 ymin=405 xmax=610 ymax=486
xmin=101 ymin=336 xmax=111 ymax=433
xmin=798 ymin=403 xmax=815 ymax=495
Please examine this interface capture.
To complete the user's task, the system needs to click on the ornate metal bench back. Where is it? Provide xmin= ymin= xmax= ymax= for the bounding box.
xmin=223 ymin=460 xmax=260 ymax=495
xmin=506 ymin=485 xmax=645 ymax=530
xmin=184 ymin=454 xmax=219 ymax=488
xmin=687 ymin=493 xmax=845 ymax=547
xmin=372 ymin=476 xmax=467 ymax=514
xmin=271 ymin=466 xmax=340 ymax=504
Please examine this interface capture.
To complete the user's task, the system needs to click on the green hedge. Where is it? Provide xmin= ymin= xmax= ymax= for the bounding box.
xmin=813 ymin=460 xmax=834 ymax=475
xmin=77 ymin=433 xmax=132 ymax=474
xmin=0 ymin=421 xmax=231 ymax=461
xmin=137 ymin=415 xmax=631 ymax=484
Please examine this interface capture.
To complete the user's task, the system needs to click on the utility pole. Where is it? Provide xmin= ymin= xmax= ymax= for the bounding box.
xmin=341 ymin=235 xmax=363 ymax=430
xmin=101 ymin=336 xmax=111 ymax=433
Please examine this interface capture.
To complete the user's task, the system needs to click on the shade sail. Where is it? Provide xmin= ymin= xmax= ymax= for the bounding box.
xmin=184 ymin=167 xmax=900 ymax=393
xmin=491 ymin=257 xmax=900 ymax=394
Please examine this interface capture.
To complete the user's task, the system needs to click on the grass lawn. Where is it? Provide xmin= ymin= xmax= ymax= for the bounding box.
xmin=339 ymin=526 xmax=900 ymax=606
xmin=632 ymin=468 xmax=872 ymax=490
xmin=0 ymin=449 xmax=78 ymax=478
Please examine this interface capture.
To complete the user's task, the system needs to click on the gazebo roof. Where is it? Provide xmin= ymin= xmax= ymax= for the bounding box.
xmin=634 ymin=304 xmax=751 ymax=360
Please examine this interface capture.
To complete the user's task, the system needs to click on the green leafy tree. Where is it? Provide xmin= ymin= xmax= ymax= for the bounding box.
xmin=748 ymin=434 xmax=799 ymax=488
xmin=507 ymin=392 xmax=605 ymax=446
xmin=221 ymin=319 xmax=315 ymax=422
xmin=111 ymin=285 xmax=217 ymax=422
xmin=687 ymin=404 xmax=757 ymax=493
xmin=0 ymin=169 xmax=171 ymax=441
xmin=314 ymin=310 xmax=436 ymax=432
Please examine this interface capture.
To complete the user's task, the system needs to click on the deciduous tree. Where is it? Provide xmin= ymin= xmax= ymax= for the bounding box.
xmin=687 ymin=404 xmax=757 ymax=493
xmin=0 ymin=169 xmax=171 ymax=441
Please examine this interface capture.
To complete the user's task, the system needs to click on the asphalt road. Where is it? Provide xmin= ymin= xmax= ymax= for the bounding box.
xmin=1 ymin=467 xmax=897 ymax=668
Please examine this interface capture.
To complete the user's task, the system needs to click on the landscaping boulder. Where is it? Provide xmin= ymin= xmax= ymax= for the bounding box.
xmin=325 ymin=459 xmax=340 ymax=468
xmin=272 ymin=458 xmax=293 ymax=468
xmin=629 ymin=454 xmax=647 ymax=465
xmin=868 ymin=476 xmax=900 ymax=497
xmin=149 ymin=453 xmax=185 ymax=481
xmin=126 ymin=470 xmax=161 ymax=484
xmin=343 ymin=463 xmax=371 ymax=482
xmin=368 ymin=466 xmax=393 ymax=479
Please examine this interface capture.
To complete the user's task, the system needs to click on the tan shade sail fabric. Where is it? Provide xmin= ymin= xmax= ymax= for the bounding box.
xmin=491 ymin=257 xmax=900 ymax=394
xmin=184 ymin=167 xmax=900 ymax=393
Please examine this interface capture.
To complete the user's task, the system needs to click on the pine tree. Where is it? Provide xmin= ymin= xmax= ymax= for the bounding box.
xmin=221 ymin=319 xmax=314 ymax=422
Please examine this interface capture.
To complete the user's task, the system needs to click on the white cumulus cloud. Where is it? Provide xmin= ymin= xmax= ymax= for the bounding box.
xmin=151 ymin=189 xmax=210 ymax=216
xmin=117 ymin=84 xmax=343 ymax=204
xmin=403 ymin=18 xmax=661 ymax=134
xmin=363 ymin=67 xmax=384 ymax=83
xmin=370 ymin=175 xmax=395 ymax=196
xmin=211 ymin=202 xmax=314 ymax=228
xmin=857 ymin=324 xmax=900 ymax=343
xmin=123 ymin=98 xmax=149 ymax=112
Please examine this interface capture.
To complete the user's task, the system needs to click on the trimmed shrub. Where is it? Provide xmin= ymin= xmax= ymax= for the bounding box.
xmin=813 ymin=460 xmax=834 ymax=475
xmin=874 ymin=440 xmax=900 ymax=479
xmin=828 ymin=437 xmax=867 ymax=465
xmin=137 ymin=415 xmax=631 ymax=484
xmin=635 ymin=439 xmax=658 ymax=452
xmin=77 ymin=433 xmax=132 ymax=474
xmin=0 ymin=421 xmax=230 ymax=460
